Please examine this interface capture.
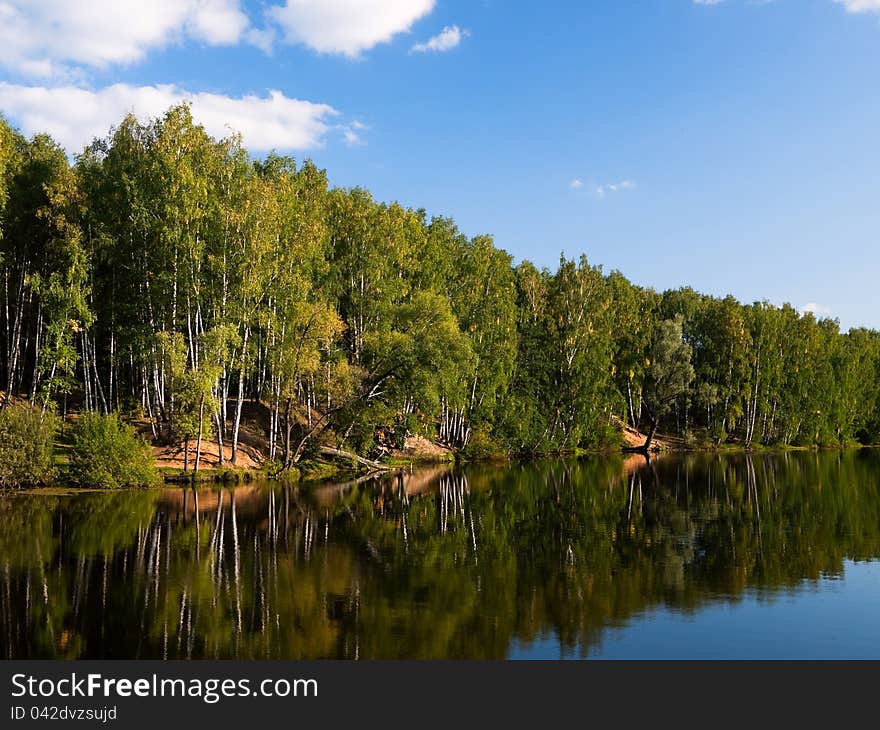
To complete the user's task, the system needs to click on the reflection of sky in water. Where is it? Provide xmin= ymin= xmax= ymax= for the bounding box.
xmin=510 ymin=561 xmax=880 ymax=659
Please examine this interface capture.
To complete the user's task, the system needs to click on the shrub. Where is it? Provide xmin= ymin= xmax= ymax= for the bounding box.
xmin=459 ymin=427 xmax=504 ymax=461
xmin=0 ymin=402 xmax=58 ymax=488
xmin=67 ymin=412 xmax=159 ymax=488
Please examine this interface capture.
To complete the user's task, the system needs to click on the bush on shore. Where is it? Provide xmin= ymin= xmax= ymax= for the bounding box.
xmin=67 ymin=413 xmax=159 ymax=489
xmin=0 ymin=402 xmax=59 ymax=488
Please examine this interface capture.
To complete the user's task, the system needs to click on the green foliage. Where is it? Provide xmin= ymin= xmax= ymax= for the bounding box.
xmin=2 ymin=103 xmax=880 ymax=470
xmin=459 ymin=426 xmax=504 ymax=460
xmin=0 ymin=116 xmax=24 ymax=241
xmin=642 ymin=316 xmax=695 ymax=424
xmin=0 ymin=403 xmax=59 ymax=488
xmin=67 ymin=413 xmax=159 ymax=488
xmin=499 ymin=256 xmax=617 ymax=452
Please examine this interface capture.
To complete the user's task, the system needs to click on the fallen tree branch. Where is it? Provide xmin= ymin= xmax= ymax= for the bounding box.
xmin=319 ymin=446 xmax=390 ymax=472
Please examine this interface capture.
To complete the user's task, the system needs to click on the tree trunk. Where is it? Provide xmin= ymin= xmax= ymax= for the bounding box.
xmin=194 ymin=395 xmax=205 ymax=473
xmin=231 ymin=327 xmax=249 ymax=464
xmin=215 ymin=411 xmax=225 ymax=466
xmin=643 ymin=419 xmax=659 ymax=452
xmin=318 ymin=446 xmax=390 ymax=472
xmin=623 ymin=417 xmax=658 ymax=455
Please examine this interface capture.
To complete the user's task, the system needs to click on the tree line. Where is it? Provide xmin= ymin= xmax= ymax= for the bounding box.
xmin=2 ymin=104 xmax=879 ymax=471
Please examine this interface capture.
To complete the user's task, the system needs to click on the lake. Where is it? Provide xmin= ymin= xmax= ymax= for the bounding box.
xmin=2 ymin=451 xmax=879 ymax=659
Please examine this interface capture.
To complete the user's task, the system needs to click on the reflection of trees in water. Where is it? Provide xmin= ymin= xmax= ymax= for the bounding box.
xmin=2 ymin=450 xmax=880 ymax=659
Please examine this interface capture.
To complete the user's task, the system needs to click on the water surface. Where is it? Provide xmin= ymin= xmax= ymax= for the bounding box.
xmin=2 ymin=451 xmax=879 ymax=659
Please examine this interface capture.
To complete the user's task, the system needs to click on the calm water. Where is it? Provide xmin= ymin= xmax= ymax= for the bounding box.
xmin=2 ymin=451 xmax=880 ymax=659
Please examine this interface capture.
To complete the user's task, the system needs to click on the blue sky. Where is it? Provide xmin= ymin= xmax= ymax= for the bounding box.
xmin=1 ymin=0 xmax=878 ymax=330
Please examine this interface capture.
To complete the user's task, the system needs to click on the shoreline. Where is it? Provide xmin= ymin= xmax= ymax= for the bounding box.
xmin=3 ymin=442 xmax=873 ymax=494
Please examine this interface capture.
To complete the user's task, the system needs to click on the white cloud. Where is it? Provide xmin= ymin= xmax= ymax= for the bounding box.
xmin=570 ymin=179 xmax=584 ymax=190
xmin=411 ymin=25 xmax=469 ymax=53
xmin=342 ymin=128 xmax=362 ymax=146
xmin=800 ymin=302 xmax=834 ymax=317
xmin=0 ymin=83 xmax=339 ymax=153
xmin=834 ymin=0 xmax=880 ymax=12
xmin=341 ymin=120 xmax=368 ymax=146
xmin=268 ymin=0 xmax=435 ymax=57
xmin=595 ymin=180 xmax=636 ymax=198
xmin=245 ymin=26 xmax=277 ymax=54
xmin=0 ymin=0 xmax=250 ymax=77
xmin=187 ymin=0 xmax=251 ymax=44
xmin=692 ymin=0 xmax=725 ymax=5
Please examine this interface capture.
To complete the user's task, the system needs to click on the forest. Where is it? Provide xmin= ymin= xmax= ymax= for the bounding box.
xmin=2 ymin=104 xmax=880 ymax=485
